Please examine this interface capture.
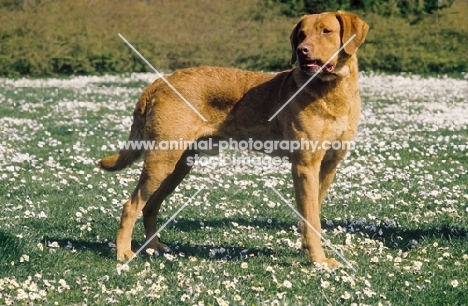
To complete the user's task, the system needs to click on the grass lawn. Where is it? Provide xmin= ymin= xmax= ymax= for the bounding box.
xmin=0 ymin=72 xmax=467 ymax=305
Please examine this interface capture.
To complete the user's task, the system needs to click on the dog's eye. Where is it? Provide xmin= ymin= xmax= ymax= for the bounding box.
xmin=322 ymin=29 xmax=332 ymax=35
xmin=298 ymin=31 xmax=306 ymax=41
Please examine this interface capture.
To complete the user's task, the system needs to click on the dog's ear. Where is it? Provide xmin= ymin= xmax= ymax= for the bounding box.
xmin=289 ymin=17 xmax=304 ymax=66
xmin=336 ymin=11 xmax=369 ymax=55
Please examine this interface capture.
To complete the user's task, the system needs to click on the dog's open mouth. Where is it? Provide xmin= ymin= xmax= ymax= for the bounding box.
xmin=301 ymin=59 xmax=335 ymax=73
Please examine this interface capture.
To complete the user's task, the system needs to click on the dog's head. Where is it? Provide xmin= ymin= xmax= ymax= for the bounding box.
xmin=290 ymin=11 xmax=369 ymax=79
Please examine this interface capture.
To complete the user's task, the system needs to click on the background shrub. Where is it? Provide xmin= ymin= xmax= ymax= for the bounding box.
xmin=0 ymin=0 xmax=466 ymax=77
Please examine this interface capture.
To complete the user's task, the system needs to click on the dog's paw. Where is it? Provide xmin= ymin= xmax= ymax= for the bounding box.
xmin=145 ymin=241 xmax=171 ymax=255
xmin=315 ymin=257 xmax=341 ymax=269
xmin=117 ymin=249 xmax=136 ymax=261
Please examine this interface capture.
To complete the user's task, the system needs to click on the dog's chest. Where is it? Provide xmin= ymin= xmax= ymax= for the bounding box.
xmin=327 ymin=115 xmax=348 ymax=138
xmin=288 ymin=95 xmax=351 ymax=142
xmin=303 ymin=114 xmax=349 ymax=141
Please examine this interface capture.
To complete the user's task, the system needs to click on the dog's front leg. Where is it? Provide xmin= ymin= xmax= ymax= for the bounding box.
xmin=291 ymin=154 xmax=339 ymax=268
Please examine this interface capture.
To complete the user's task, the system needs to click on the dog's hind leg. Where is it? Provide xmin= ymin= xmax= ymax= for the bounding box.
xmin=141 ymin=149 xmax=195 ymax=255
xmin=116 ymin=149 xmax=190 ymax=261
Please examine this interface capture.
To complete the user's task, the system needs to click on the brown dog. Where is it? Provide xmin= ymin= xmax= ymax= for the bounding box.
xmin=98 ymin=11 xmax=368 ymax=267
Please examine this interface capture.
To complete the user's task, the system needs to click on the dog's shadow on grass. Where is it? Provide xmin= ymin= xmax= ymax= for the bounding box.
xmin=145 ymin=217 xmax=293 ymax=260
xmin=43 ymin=217 xmax=288 ymax=260
xmin=0 ymin=230 xmax=25 ymax=261
xmin=328 ymin=219 xmax=468 ymax=251
xmin=165 ymin=217 xmax=468 ymax=260
xmin=42 ymin=237 xmax=116 ymax=258
xmin=46 ymin=217 xmax=467 ymax=260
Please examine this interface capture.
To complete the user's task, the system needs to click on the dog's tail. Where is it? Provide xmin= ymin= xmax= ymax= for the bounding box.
xmin=97 ymin=89 xmax=151 ymax=172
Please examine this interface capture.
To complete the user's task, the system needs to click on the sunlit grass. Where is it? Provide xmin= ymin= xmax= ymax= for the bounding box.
xmin=0 ymin=73 xmax=467 ymax=305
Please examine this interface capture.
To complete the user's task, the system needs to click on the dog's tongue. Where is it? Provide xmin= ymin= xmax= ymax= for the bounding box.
xmin=307 ymin=62 xmax=322 ymax=71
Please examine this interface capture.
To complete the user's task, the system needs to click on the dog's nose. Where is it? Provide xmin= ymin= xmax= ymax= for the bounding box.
xmin=298 ymin=44 xmax=311 ymax=55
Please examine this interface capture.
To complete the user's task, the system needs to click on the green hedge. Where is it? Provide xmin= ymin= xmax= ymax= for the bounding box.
xmin=275 ymin=0 xmax=455 ymax=16
xmin=0 ymin=0 xmax=466 ymax=77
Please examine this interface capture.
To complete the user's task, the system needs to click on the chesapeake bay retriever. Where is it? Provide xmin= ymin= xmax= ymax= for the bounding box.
xmin=98 ymin=11 xmax=369 ymax=267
